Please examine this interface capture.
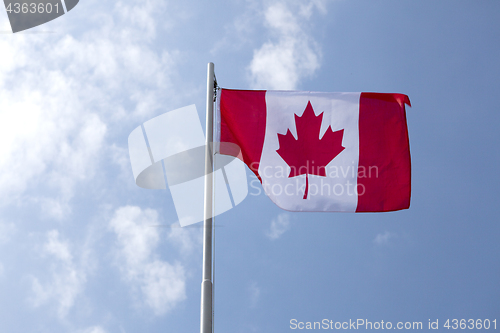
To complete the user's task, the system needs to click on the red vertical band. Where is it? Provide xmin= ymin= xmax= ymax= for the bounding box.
xmin=219 ymin=89 xmax=267 ymax=180
xmin=357 ymin=93 xmax=411 ymax=212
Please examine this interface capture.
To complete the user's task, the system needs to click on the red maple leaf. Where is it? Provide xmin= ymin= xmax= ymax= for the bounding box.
xmin=276 ymin=101 xmax=345 ymax=199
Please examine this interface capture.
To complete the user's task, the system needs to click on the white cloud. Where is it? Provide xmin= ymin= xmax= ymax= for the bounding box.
xmin=298 ymin=0 xmax=328 ymax=19
xmin=248 ymin=1 xmax=323 ymax=89
xmin=109 ymin=206 xmax=186 ymax=315
xmin=373 ymin=231 xmax=397 ymax=245
xmin=0 ymin=60 xmax=107 ymax=214
xmin=0 ymin=220 xmax=15 ymax=244
xmin=167 ymin=224 xmax=202 ymax=258
xmin=0 ymin=0 xmax=182 ymax=221
xmin=141 ymin=260 xmax=186 ymax=315
xmin=44 ymin=230 xmax=73 ymax=262
xmin=248 ymin=281 xmax=261 ymax=308
xmin=39 ymin=197 xmax=72 ymax=221
xmin=30 ymin=230 xmax=88 ymax=318
xmin=109 ymin=206 xmax=160 ymax=269
xmin=265 ymin=213 xmax=290 ymax=240
xmin=75 ymin=326 xmax=108 ymax=333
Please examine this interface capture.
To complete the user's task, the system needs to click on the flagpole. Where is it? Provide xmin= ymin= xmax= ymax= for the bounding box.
xmin=201 ymin=62 xmax=215 ymax=333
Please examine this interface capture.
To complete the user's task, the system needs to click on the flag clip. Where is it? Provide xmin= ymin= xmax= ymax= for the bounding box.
xmin=213 ymin=74 xmax=219 ymax=102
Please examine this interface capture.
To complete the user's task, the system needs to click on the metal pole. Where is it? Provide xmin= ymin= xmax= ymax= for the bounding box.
xmin=200 ymin=62 xmax=215 ymax=333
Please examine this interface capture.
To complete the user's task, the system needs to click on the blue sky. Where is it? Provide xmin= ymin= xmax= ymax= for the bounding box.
xmin=1 ymin=0 xmax=499 ymax=332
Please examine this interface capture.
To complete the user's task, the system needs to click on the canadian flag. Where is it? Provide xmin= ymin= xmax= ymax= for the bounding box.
xmin=216 ymin=89 xmax=411 ymax=212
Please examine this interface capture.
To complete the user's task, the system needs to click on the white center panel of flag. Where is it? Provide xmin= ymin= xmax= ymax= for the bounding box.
xmin=259 ymin=91 xmax=361 ymax=212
